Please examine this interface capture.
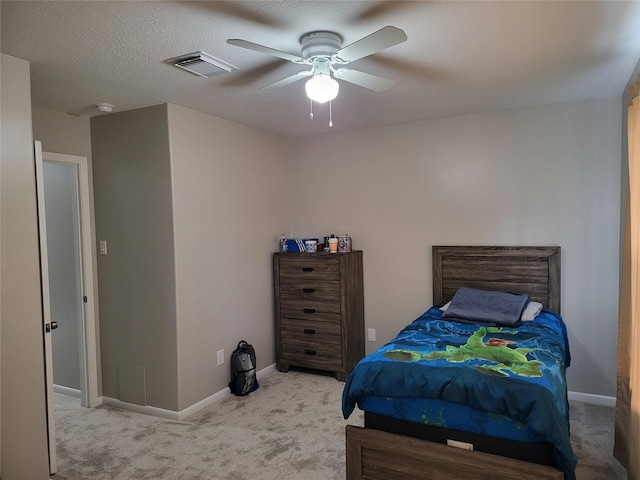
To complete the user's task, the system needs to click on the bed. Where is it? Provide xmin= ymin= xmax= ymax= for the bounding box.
xmin=343 ymin=246 xmax=576 ymax=480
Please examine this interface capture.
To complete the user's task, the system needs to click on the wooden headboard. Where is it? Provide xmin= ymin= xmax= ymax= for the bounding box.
xmin=432 ymin=246 xmax=561 ymax=313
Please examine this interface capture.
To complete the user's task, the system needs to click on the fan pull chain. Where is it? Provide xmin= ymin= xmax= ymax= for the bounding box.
xmin=329 ymin=101 xmax=333 ymax=127
xmin=309 ymin=99 xmax=314 ymax=121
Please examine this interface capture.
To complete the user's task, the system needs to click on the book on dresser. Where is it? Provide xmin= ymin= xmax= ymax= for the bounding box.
xmin=273 ymin=251 xmax=365 ymax=381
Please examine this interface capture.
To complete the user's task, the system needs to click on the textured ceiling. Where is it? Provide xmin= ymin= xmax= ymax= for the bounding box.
xmin=2 ymin=1 xmax=640 ymax=138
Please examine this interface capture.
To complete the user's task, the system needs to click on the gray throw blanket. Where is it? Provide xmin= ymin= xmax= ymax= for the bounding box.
xmin=442 ymin=287 xmax=529 ymax=326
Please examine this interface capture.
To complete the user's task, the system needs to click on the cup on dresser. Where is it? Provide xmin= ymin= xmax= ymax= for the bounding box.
xmin=337 ymin=235 xmax=352 ymax=252
xmin=328 ymin=237 xmax=338 ymax=253
xmin=304 ymin=240 xmax=317 ymax=253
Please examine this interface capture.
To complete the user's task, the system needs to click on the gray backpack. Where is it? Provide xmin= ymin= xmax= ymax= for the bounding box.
xmin=228 ymin=340 xmax=259 ymax=396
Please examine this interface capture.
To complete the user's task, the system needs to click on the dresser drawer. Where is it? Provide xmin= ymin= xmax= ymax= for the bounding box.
xmin=279 ymin=256 xmax=340 ymax=281
xmin=280 ymin=318 xmax=342 ymax=344
xmin=280 ymin=300 xmax=341 ymax=322
xmin=279 ymin=280 xmax=340 ymax=303
xmin=281 ymin=338 xmax=343 ymax=368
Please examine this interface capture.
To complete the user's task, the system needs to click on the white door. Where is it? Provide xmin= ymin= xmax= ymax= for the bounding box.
xmin=34 ymin=140 xmax=57 ymax=475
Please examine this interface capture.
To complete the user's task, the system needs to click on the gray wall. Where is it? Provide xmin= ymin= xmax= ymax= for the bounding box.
xmin=91 ymin=104 xmax=179 ymax=410
xmin=0 ymin=53 xmax=51 ymax=479
xmin=289 ymin=97 xmax=622 ymax=398
xmin=167 ymin=104 xmax=290 ymax=410
xmin=32 ymin=106 xmax=92 ymax=158
xmin=91 ymin=103 xmax=290 ymax=411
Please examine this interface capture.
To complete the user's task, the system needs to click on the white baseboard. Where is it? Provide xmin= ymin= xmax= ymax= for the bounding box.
xmin=54 ymin=384 xmax=81 ymax=398
xmin=102 ymin=363 xmax=278 ymax=420
xmin=102 ymin=396 xmax=182 ymax=420
xmin=177 ymin=363 xmax=277 ymax=419
xmin=568 ymin=391 xmax=616 ymax=407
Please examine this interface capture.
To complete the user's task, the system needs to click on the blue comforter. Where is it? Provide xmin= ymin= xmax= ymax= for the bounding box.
xmin=342 ymin=306 xmax=577 ymax=479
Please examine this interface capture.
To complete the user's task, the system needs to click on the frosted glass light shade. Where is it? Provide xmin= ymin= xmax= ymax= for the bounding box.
xmin=305 ymin=74 xmax=339 ymax=104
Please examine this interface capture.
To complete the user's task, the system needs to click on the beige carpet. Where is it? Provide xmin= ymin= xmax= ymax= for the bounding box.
xmin=54 ymin=370 xmax=625 ymax=479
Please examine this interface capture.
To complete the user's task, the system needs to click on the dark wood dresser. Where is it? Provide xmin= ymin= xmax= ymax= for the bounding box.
xmin=273 ymin=251 xmax=365 ymax=381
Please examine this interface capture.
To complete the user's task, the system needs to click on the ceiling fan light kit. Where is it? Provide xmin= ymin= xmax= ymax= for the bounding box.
xmin=227 ymin=26 xmax=407 ymax=125
xmin=305 ymin=74 xmax=339 ymax=104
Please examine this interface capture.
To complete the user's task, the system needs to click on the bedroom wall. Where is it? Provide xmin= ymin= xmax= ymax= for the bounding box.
xmin=0 ymin=53 xmax=51 ymax=479
xmin=166 ymin=104 xmax=290 ymax=410
xmin=32 ymin=106 xmax=92 ymax=158
xmin=91 ymin=104 xmax=179 ymax=410
xmin=90 ymin=103 xmax=289 ymax=412
xmin=288 ymin=97 xmax=621 ymax=398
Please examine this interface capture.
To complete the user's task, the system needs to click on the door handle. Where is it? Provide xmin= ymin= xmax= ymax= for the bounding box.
xmin=45 ymin=321 xmax=58 ymax=333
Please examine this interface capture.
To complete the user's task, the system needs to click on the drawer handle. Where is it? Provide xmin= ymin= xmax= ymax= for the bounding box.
xmin=303 ymin=328 xmax=316 ymax=335
xmin=302 ymin=288 xmax=315 ymax=293
xmin=302 ymin=267 xmax=314 ymax=272
xmin=304 ymin=349 xmax=317 ymax=355
xmin=303 ymin=308 xmax=316 ymax=314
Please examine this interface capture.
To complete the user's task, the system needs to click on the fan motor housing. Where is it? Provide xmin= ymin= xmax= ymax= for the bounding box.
xmin=300 ymin=31 xmax=342 ymax=59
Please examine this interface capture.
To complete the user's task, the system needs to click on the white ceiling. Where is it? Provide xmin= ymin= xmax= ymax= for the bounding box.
xmin=2 ymin=1 xmax=640 ymax=138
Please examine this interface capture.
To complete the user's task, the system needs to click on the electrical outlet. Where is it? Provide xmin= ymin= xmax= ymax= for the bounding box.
xmin=367 ymin=328 xmax=376 ymax=342
xmin=216 ymin=349 xmax=224 ymax=366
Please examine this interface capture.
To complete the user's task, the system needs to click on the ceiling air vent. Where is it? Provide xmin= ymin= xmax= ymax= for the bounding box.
xmin=167 ymin=51 xmax=238 ymax=78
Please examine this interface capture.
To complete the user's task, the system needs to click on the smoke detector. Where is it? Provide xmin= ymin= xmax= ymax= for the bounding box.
xmin=96 ymin=103 xmax=114 ymax=113
xmin=167 ymin=51 xmax=238 ymax=78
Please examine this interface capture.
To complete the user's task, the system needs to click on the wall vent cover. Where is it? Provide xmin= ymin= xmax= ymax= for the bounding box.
xmin=167 ymin=51 xmax=238 ymax=78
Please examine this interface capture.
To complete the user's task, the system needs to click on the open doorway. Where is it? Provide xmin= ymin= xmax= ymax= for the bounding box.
xmin=41 ymin=150 xmax=99 ymax=408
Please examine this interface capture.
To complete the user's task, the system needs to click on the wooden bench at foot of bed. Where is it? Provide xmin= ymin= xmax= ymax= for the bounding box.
xmin=345 ymin=425 xmax=564 ymax=480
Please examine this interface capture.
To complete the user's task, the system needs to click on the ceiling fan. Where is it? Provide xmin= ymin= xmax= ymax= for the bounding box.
xmin=226 ymin=26 xmax=408 ymax=104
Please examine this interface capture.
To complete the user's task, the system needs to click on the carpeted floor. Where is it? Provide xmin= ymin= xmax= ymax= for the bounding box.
xmin=54 ymin=370 xmax=626 ymax=480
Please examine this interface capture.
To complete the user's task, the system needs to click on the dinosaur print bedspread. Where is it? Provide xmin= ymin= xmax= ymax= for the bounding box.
xmin=342 ymin=306 xmax=577 ymax=479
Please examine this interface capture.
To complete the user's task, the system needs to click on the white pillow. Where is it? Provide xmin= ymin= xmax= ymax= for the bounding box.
xmin=521 ymin=301 xmax=543 ymax=321
xmin=439 ymin=301 xmax=451 ymax=312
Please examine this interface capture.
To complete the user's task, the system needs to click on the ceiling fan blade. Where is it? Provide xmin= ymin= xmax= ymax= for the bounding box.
xmin=217 ymin=60 xmax=287 ymax=87
xmin=351 ymin=1 xmax=420 ymax=22
xmin=262 ymin=70 xmax=313 ymax=90
xmin=366 ymin=55 xmax=451 ymax=83
xmin=182 ymin=1 xmax=284 ymax=28
xmin=227 ymin=39 xmax=306 ymax=64
xmin=335 ymin=26 xmax=407 ymax=63
xmin=333 ymin=68 xmax=395 ymax=92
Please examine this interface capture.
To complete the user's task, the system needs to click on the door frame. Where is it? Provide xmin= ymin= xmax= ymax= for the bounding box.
xmin=41 ymin=149 xmax=100 ymax=409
